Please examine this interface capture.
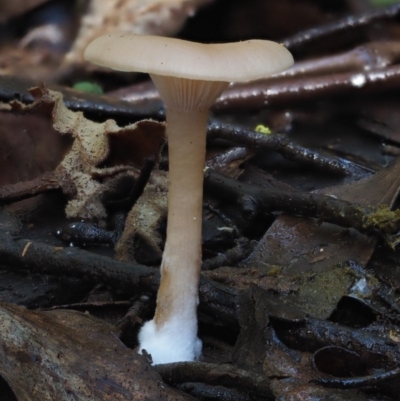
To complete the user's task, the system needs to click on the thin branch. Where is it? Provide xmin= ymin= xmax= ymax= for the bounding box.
xmin=214 ymin=65 xmax=400 ymax=111
xmin=312 ymin=368 xmax=400 ymax=389
xmin=0 ymin=172 xmax=60 ymax=203
xmin=0 ymin=232 xmax=237 ymax=324
xmin=204 ymin=169 xmax=400 ymax=237
xmin=208 ymin=122 xmax=357 ymax=176
xmin=155 ymin=362 xmax=273 ymax=399
xmin=276 ymin=41 xmax=400 ymax=79
xmin=283 ymin=3 xmax=400 ymax=50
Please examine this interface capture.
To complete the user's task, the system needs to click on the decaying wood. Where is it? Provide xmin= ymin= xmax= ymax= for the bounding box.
xmin=0 ymin=301 xmax=194 ymax=400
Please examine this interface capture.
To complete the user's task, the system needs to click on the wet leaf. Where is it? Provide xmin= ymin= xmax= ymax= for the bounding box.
xmin=241 ymin=158 xmax=400 ymax=318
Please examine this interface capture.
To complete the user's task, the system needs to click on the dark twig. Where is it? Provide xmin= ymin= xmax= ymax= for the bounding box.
xmin=155 ymin=362 xmax=273 ymax=399
xmin=204 ymin=169 xmax=400 ymax=237
xmin=277 ymin=41 xmax=400 ymax=79
xmin=274 ymin=317 xmax=400 ymax=365
xmin=208 ymin=122 xmax=354 ymax=176
xmin=0 ymin=75 xmax=162 ymax=120
xmin=312 ymin=368 xmax=400 ymax=389
xmin=177 ymin=383 xmax=252 ymax=401
xmin=0 ymin=232 xmax=237 ymax=324
xmin=283 ymin=3 xmax=400 ymax=50
xmin=202 ymin=238 xmax=254 ymax=271
xmin=214 ymin=65 xmax=400 ymax=111
xmin=0 ymin=232 xmax=157 ymax=295
xmin=0 ymin=172 xmax=60 ymax=204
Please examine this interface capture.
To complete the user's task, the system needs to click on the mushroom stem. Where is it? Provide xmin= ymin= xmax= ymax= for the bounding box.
xmin=138 ymin=107 xmax=209 ymax=364
xmin=155 ymin=107 xmax=208 ymax=327
xmin=138 ymin=76 xmax=230 ymax=364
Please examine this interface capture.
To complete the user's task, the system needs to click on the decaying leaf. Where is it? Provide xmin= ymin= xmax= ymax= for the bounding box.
xmin=0 ymin=106 xmax=69 ymax=186
xmin=0 ymin=301 xmax=193 ymax=400
xmin=115 ymin=170 xmax=168 ymax=264
xmin=2 ymin=87 xmax=165 ymax=220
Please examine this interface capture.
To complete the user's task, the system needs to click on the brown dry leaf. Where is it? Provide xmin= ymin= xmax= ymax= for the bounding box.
xmin=0 ymin=107 xmax=70 ymax=186
xmin=63 ymin=0 xmax=214 ymax=70
xmin=0 ymin=301 xmax=193 ymax=400
xmin=2 ymin=87 xmax=165 ymax=220
xmin=115 ymin=170 xmax=168 ymax=264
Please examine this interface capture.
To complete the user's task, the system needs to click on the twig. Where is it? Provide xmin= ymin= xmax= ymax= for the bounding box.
xmin=274 ymin=317 xmax=400 ymax=364
xmin=202 ymin=238 xmax=253 ymax=271
xmin=0 ymin=232 xmax=237 ymax=324
xmin=177 ymin=383 xmax=252 ymax=401
xmin=155 ymin=362 xmax=273 ymax=399
xmin=283 ymin=3 xmax=400 ymax=50
xmin=312 ymin=368 xmax=400 ymax=389
xmin=276 ymin=41 xmax=400 ymax=79
xmin=0 ymin=171 xmax=60 ymax=204
xmin=214 ymin=65 xmax=400 ymax=111
xmin=208 ymin=122 xmax=356 ymax=176
xmin=204 ymin=169 xmax=400 ymax=237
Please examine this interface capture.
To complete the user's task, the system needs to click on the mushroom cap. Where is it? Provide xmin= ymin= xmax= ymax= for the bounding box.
xmin=84 ymin=34 xmax=294 ymax=82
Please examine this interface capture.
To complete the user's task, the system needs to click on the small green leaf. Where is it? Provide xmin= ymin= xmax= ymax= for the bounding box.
xmin=73 ymin=82 xmax=103 ymax=95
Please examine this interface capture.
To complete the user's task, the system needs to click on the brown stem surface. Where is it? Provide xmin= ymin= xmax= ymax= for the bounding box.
xmin=155 ymin=108 xmax=208 ymax=325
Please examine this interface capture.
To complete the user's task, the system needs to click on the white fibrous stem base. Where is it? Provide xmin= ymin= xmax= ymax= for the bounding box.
xmin=138 ymin=317 xmax=202 ymax=365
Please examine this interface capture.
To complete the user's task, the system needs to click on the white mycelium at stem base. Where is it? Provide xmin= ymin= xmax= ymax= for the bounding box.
xmin=138 ymin=77 xmax=229 ymax=364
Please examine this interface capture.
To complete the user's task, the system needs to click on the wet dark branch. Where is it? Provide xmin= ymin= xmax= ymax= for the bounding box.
xmin=312 ymin=368 xmax=400 ymax=389
xmin=204 ymin=170 xmax=400 ymax=237
xmin=0 ymin=232 xmax=237 ymax=324
xmin=155 ymin=362 xmax=273 ymax=399
xmin=0 ymin=75 xmax=162 ymax=120
xmin=283 ymin=3 xmax=400 ymax=50
xmin=273 ymin=317 xmax=400 ymax=364
xmin=276 ymin=41 xmax=400 ymax=79
xmin=214 ymin=65 xmax=400 ymax=111
xmin=0 ymin=233 xmax=156 ymax=295
xmin=177 ymin=383 xmax=254 ymax=401
xmin=208 ymin=122 xmax=353 ymax=176
xmin=202 ymin=238 xmax=254 ymax=271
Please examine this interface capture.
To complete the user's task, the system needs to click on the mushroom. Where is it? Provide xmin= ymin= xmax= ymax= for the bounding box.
xmin=84 ymin=34 xmax=293 ymax=364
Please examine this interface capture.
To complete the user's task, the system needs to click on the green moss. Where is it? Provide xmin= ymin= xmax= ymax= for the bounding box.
xmin=266 ymin=265 xmax=282 ymax=277
xmin=363 ymin=205 xmax=400 ymax=233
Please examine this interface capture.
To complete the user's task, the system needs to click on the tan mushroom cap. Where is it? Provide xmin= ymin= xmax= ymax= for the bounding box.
xmin=84 ymin=34 xmax=294 ymax=82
